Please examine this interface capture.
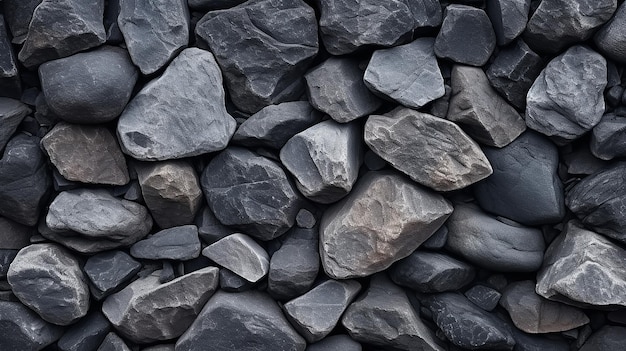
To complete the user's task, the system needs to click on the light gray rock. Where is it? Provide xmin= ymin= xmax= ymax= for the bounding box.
xmin=590 ymin=113 xmax=626 ymax=160
xmin=131 ymin=225 xmax=201 ymax=261
xmin=202 ymin=233 xmax=269 ymax=283
xmin=595 ymin=2 xmax=626 ymax=63
xmin=97 ymin=332 xmax=131 ymax=351
xmin=486 ymin=0 xmax=531 ymax=45
xmin=83 ymin=250 xmax=142 ymax=300
xmin=0 ymin=98 xmax=30 ymax=151
xmin=306 ymin=335 xmax=361 ymax=351
xmin=0 ymin=300 xmax=63 ymax=350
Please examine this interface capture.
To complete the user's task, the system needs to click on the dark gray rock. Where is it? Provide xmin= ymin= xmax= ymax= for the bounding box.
xmin=0 ymin=300 xmax=63 ymax=350
xmin=320 ymin=171 xmax=453 ymax=279
xmin=84 ymin=250 xmax=142 ymax=300
xmin=421 ymin=225 xmax=448 ymax=250
xmin=2 ymin=0 xmax=42 ymax=44
xmin=58 ymin=311 xmax=110 ymax=351
xmin=0 ymin=216 xmax=34 ymax=250
xmin=117 ymin=48 xmax=236 ymax=161
xmin=18 ymin=0 xmax=106 ymax=68
xmin=580 ymin=326 xmax=626 ymax=351
xmin=280 ymin=120 xmax=362 ymax=203
xmin=188 ymin=0 xmax=246 ymax=10
xmin=474 ymin=131 xmax=565 ymax=225
xmin=200 ymin=147 xmax=302 ymax=241
xmin=305 ymin=58 xmax=382 ymax=123
xmin=195 ymin=0 xmax=318 ymax=113
xmin=295 ymin=209 xmax=316 ymax=229
xmin=423 ymin=292 xmax=515 ymax=350
xmin=363 ymin=150 xmax=387 ymax=171
xmin=595 ymin=2 xmax=626 ymax=63
xmin=219 ymin=268 xmax=254 ymax=292
xmin=7 ymin=243 xmax=90 ymax=325
xmin=389 ymin=251 xmax=475 ymax=293
xmin=102 ymin=267 xmax=219 ymax=343
xmin=194 ymin=206 xmax=233 ymax=244
xmin=97 ymin=332 xmax=131 ymax=351
xmin=434 ymin=5 xmax=496 ymax=66
xmin=0 ymin=250 xmax=18 ymax=278
xmin=103 ymin=0 xmax=123 ymax=43
xmin=365 ymin=107 xmax=492 ymax=191
xmin=0 ymin=18 xmax=21 ymax=99
xmin=526 ymin=46 xmax=607 ymax=144
xmin=142 ymin=346 xmax=175 ymax=351
xmin=465 ymin=285 xmax=501 ymax=312
xmin=202 ymin=233 xmax=269 ymax=283
xmin=176 ymin=290 xmax=306 ymax=351
xmin=306 ymin=335 xmax=361 ymax=351
xmin=232 ymin=101 xmax=323 ymax=149
xmin=486 ymin=0 xmax=530 ymax=45
xmin=131 ymin=225 xmax=201 ymax=261
xmin=510 ymin=328 xmax=570 ymax=351
xmin=0 ymin=98 xmax=30 ymax=152
xmin=590 ymin=114 xmax=626 ymax=160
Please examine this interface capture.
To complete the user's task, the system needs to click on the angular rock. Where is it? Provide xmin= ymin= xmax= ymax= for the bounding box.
xmin=131 ymin=225 xmax=201 ymax=261
xmin=364 ymin=38 xmax=444 ymax=109
xmin=202 ymin=233 xmax=269 ymax=283
xmin=200 ymin=147 xmax=302 ymax=240
xmin=305 ymin=58 xmax=382 ymax=123
xmin=194 ymin=206 xmax=233 ymax=244
xmin=0 ymin=18 xmax=21 ymax=99
xmin=365 ymin=108 xmax=492 ymax=191
xmin=280 ymin=120 xmax=362 ymax=203
xmin=595 ymin=2 xmax=626 ymax=63
xmin=320 ymin=171 xmax=453 ymax=279
xmin=590 ymin=114 xmax=626 ymax=160
xmin=18 ymin=0 xmax=106 ymax=68
xmin=102 ymin=267 xmax=219 ymax=343
xmin=195 ymin=0 xmax=318 ymax=113
xmin=465 ymin=285 xmax=501 ymax=312
xmin=434 ymin=5 xmax=496 ymax=66
xmin=580 ymin=326 xmax=626 ymax=351
xmin=0 ymin=98 xmax=30 ymax=152
xmin=3 ymin=0 xmax=42 ymax=44
xmin=219 ymin=268 xmax=253 ymax=292
xmin=0 ymin=300 xmax=63 ymax=350
xmin=526 ymin=46 xmax=607 ymax=144
xmin=103 ymin=0 xmax=123 ymax=43
xmin=84 ymin=250 xmax=142 ymax=300
xmin=474 ymin=131 xmax=565 ymax=225
xmin=7 ymin=243 xmax=90 ymax=325
xmin=306 ymin=335 xmax=362 ymax=351
xmin=117 ymin=48 xmax=236 ymax=161
xmin=486 ymin=0 xmax=530 ymax=45
xmin=176 ymin=290 xmax=306 ymax=351
xmin=58 ymin=311 xmax=110 ymax=351
xmin=98 ymin=332 xmax=131 ymax=351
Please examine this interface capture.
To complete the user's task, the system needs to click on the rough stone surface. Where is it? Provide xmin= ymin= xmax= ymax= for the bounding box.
xmin=131 ymin=225 xmax=201 ymax=261
xmin=486 ymin=0 xmax=530 ymax=45
xmin=595 ymin=2 xmax=626 ymax=63
xmin=320 ymin=171 xmax=453 ymax=279
xmin=464 ymin=285 xmax=501 ymax=312
xmin=117 ymin=48 xmax=236 ymax=161
xmin=0 ymin=98 xmax=30 ymax=152
xmin=84 ymin=250 xmax=142 ymax=300
xmin=580 ymin=326 xmax=626 ymax=351
xmin=194 ymin=206 xmax=233 ymax=244
xmin=3 ymin=0 xmax=43 ymax=45
xmin=202 ymin=233 xmax=269 ymax=283
xmin=0 ymin=17 xmax=21 ymax=99
xmin=306 ymin=335 xmax=362 ymax=351
xmin=365 ymin=108 xmax=492 ymax=191
xmin=7 ymin=243 xmax=90 ymax=325
xmin=97 ymin=332 xmax=131 ymax=351
xmin=590 ymin=114 xmax=626 ymax=160
xmin=57 ymin=311 xmax=110 ymax=351
xmin=0 ymin=300 xmax=64 ymax=350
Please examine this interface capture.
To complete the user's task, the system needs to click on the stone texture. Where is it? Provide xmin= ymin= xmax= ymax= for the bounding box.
xmin=131 ymin=225 xmax=201 ymax=261
xmin=595 ymin=2 xmax=626 ymax=63
xmin=0 ymin=300 xmax=63 ymax=350
xmin=97 ymin=332 xmax=131 ymax=351
xmin=195 ymin=0 xmax=318 ymax=113
xmin=486 ymin=0 xmax=530 ymax=45
xmin=0 ymin=98 xmax=30 ymax=152
xmin=590 ymin=114 xmax=626 ymax=160
xmin=194 ymin=206 xmax=233 ymax=244
xmin=3 ymin=0 xmax=43 ymax=44
xmin=188 ymin=0 xmax=246 ymax=10
xmin=364 ymin=38 xmax=444 ymax=109
xmin=0 ymin=18 xmax=21 ymax=99
xmin=306 ymin=335 xmax=362 ymax=351
xmin=202 ymin=233 xmax=269 ymax=283
xmin=580 ymin=326 xmax=626 ymax=351
xmin=58 ymin=311 xmax=110 ymax=351
xmin=117 ymin=48 xmax=236 ymax=161
xmin=0 ymin=250 xmax=18 ymax=278
xmin=102 ymin=267 xmax=219 ymax=344
xmin=320 ymin=171 xmax=453 ymax=279
xmin=7 ymin=243 xmax=90 ymax=325
xmin=465 ymin=285 xmax=501 ymax=312
xmin=0 ymin=217 xmax=34 ymax=250
xmin=84 ymin=250 xmax=142 ymax=300
xmin=365 ymin=108 xmax=492 ymax=192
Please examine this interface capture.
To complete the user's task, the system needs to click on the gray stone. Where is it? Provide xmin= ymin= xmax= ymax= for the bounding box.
xmin=2 ymin=0 xmax=42 ymax=44
xmin=0 ymin=18 xmax=21 ymax=99
xmin=188 ymin=0 xmax=246 ymax=10
xmin=280 ymin=120 xmax=362 ymax=204
xmin=445 ymin=203 xmax=545 ymax=272
xmin=18 ymin=0 xmax=106 ymax=68
xmin=464 ymin=285 xmax=501 ymax=312
xmin=0 ymin=300 xmax=63 ymax=350
xmin=342 ymin=274 xmax=444 ymax=351
xmin=580 ymin=326 xmax=626 ymax=351
xmin=295 ymin=209 xmax=316 ymax=229
xmin=590 ymin=114 xmax=626 ymax=160
xmin=102 ymin=267 xmax=219 ymax=344
xmin=131 ymin=225 xmax=201 ymax=261
xmin=195 ymin=0 xmax=318 ymax=113
xmin=448 ymin=64 xmax=526 ymax=147
xmin=136 ymin=160 xmax=203 ymax=229
xmin=0 ymin=250 xmax=17 ymax=279
xmin=84 ymin=250 xmax=142 ymax=300
xmin=117 ymin=48 xmax=236 ymax=161
xmin=595 ymin=2 xmax=626 ymax=63
xmin=486 ymin=0 xmax=530 ymax=45
xmin=176 ymin=290 xmax=306 ymax=351
xmin=194 ymin=206 xmax=233 ymax=244
xmin=306 ymin=335 xmax=361 ymax=351
xmin=509 ymin=326 xmax=570 ymax=351
xmin=320 ymin=171 xmax=453 ymax=279
xmin=202 ymin=233 xmax=269 ymax=283
xmin=58 ymin=311 xmax=110 ymax=351
xmin=142 ymin=346 xmax=175 ymax=351
xmin=7 ymin=243 xmax=90 ymax=325
xmin=526 ymin=46 xmax=607 ymax=144
xmin=364 ymin=38 xmax=444 ymax=109
xmin=97 ymin=332 xmax=131 ymax=351
xmin=421 ymin=225 xmax=448 ymax=250
xmin=365 ymin=108 xmax=492 ymax=191
xmin=219 ymin=268 xmax=253 ymax=292
xmin=0 ymin=217 xmax=34 ymax=250
xmin=103 ymin=0 xmax=123 ymax=43
xmin=305 ymin=58 xmax=382 ymax=123
xmin=0 ymin=98 xmax=30 ymax=152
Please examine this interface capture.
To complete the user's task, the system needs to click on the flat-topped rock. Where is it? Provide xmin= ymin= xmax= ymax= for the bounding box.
xmin=131 ymin=225 xmax=201 ymax=261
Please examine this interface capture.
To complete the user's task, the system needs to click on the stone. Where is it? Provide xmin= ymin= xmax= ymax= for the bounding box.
xmin=306 ymin=335 xmax=362 ymax=351
xmin=590 ymin=114 xmax=626 ymax=160
xmin=136 ymin=160 xmax=203 ymax=229
xmin=305 ymin=58 xmax=382 ymax=123
xmin=41 ymin=122 xmax=130 ymax=185
xmin=474 ymin=131 xmax=565 ymax=225
xmin=0 ymin=98 xmax=30 ymax=152
xmin=280 ymin=120 xmax=362 ymax=203
xmin=195 ymin=0 xmax=318 ymax=113
xmin=365 ymin=108 xmax=492 ymax=192
xmin=0 ymin=18 xmax=21 ymax=99
xmin=342 ymin=274 xmax=444 ymax=351
xmin=142 ymin=346 xmax=175 ymax=351
xmin=524 ymin=0 xmax=616 ymax=54
xmin=45 ymin=189 xmax=153 ymax=253
xmin=117 ymin=48 xmax=236 ymax=161
xmin=188 ymin=0 xmax=246 ymax=10
xmin=389 ymin=251 xmax=475 ymax=293
xmin=0 ymin=217 xmax=34 ymax=250
xmin=194 ymin=206 xmax=233 ymax=244
xmin=200 ymin=147 xmax=302 ymax=241
xmin=295 ymin=209 xmax=316 ymax=229
xmin=97 ymin=332 xmax=131 ymax=351
xmin=284 ymin=280 xmax=361 ymax=343
xmin=445 ymin=203 xmax=545 ymax=272
xmin=118 ymin=0 xmax=189 ymax=75
xmin=526 ymin=46 xmax=607 ymax=144
xmin=0 ymin=134 xmax=51 ymax=226
xmin=486 ymin=0 xmax=531 ymax=45
xmin=500 ymin=280 xmax=589 ymax=334
xmin=102 ymin=267 xmax=219 ymax=344
xmin=464 ymin=285 xmax=501 ymax=312
xmin=84 ymin=250 xmax=142 ymax=300
xmin=423 ymin=292 xmax=516 ymax=350
xmin=0 ymin=300 xmax=63 ymax=350
xmin=18 ymin=0 xmax=106 ymax=68
xmin=58 ymin=311 xmax=111 ymax=351
xmin=595 ymin=2 xmax=626 ymax=63
xmin=7 ymin=243 xmax=90 ymax=325
xmin=421 ymin=225 xmax=448 ymax=250
xmin=3 ymin=0 xmax=42 ymax=44
xmin=103 ymin=0 xmax=123 ymax=43
xmin=0 ymin=250 xmax=17 ymax=278
xmin=434 ymin=5 xmax=496 ymax=66
xmin=219 ymin=268 xmax=253 ymax=292
xmin=486 ymin=39 xmax=543 ymax=109
xmin=232 ymin=101 xmax=322 ymax=149
xmin=364 ymin=38 xmax=444 ymax=109
xmin=176 ymin=290 xmax=306 ymax=351
xmin=318 ymin=0 xmax=441 ymax=55
xmin=536 ymin=221 xmax=626 ymax=308
xmin=509 ymin=328 xmax=570 ymax=351
xmin=580 ymin=326 xmax=626 ymax=351
xmin=202 ymin=233 xmax=269 ymax=283
xmin=131 ymin=225 xmax=201 ymax=261
xmin=320 ymin=171 xmax=453 ymax=279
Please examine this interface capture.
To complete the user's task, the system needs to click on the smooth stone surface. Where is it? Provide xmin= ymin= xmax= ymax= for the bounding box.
xmin=364 ymin=37 xmax=444 ymax=109
xmin=486 ymin=0 xmax=530 ymax=45
xmin=580 ymin=326 xmax=626 ymax=351
xmin=58 ymin=311 xmax=110 ymax=351
xmin=131 ymin=225 xmax=201 ymax=261
xmin=306 ymin=335 xmax=362 ymax=351
xmin=7 ymin=243 xmax=90 ymax=325
xmin=0 ymin=217 xmax=34 ymax=250
xmin=0 ymin=98 xmax=30 ymax=152
xmin=421 ymin=225 xmax=448 ymax=250
xmin=320 ymin=171 xmax=453 ymax=279
xmin=102 ymin=267 xmax=219 ymax=344
xmin=84 ymin=250 xmax=142 ymax=300
xmin=202 ymin=233 xmax=269 ymax=283
xmin=595 ymin=2 xmax=626 ymax=63
xmin=117 ymin=48 xmax=236 ymax=161
xmin=3 ymin=0 xmax=42 ymax=44
xmin=390 ymin=251 xmax=475 ymax=293
xmin=590 ymin=114 xmax=626 ymax=160
xmin=0 ymin=300 xmax=63 ymax=350
xmin=295 ymin=209 xmax=316 ymax=229
xmin=365 ymin=108 xmax=492 ymax=191
xmin=465 ymin=285 xmax=501 ymax=312
xmin=97 ymin=332 xmax=131 ymax=351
